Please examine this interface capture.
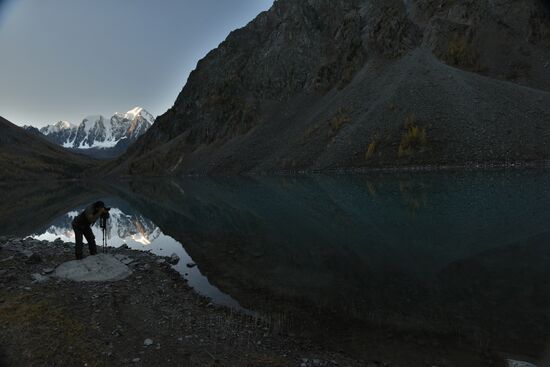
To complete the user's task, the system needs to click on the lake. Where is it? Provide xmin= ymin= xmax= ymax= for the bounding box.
xmin=1 ymin=170 xmax=549 ymax=362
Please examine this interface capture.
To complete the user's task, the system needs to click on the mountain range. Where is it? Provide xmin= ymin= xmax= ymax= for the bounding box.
xmin=3 ymin=0 xmax=550 ymax=180
xmin=24 ymin=107 xmax=154 ymax=159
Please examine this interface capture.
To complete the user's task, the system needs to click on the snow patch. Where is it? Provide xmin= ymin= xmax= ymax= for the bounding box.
xmin=78 ymin=138 xmax=123 ymax=149
xmin=125 ymin=106 xmax=143 ymax=120
xmin=43 ymin=121 xmax=75 ymax=135
xmin=507 ymin=360 xmax=538 ymax=367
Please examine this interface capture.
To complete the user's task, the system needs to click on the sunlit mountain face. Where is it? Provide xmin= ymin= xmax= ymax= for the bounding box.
xmin=30 ymin=201 xmax=243 ymax=310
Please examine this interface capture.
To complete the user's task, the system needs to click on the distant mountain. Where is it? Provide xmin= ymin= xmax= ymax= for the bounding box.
xmin=26 ymin=107 xmax=155 ymax=159
xmin=0 ymin=116 xmax=96 ymax=181
xmin=106 ymin=0 xmax=550 ymax=176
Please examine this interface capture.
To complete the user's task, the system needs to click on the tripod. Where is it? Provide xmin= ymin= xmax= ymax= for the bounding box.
xmin=99 ymin=214 xmax=109 ymax=253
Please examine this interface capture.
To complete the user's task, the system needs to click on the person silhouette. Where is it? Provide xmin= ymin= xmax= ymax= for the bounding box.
xmin=71 ymin=201 xmax=109 ymax=260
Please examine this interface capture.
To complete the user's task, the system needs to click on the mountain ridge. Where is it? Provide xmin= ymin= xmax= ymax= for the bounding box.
xmin=0 ymin=116 xmax=96 ymax=181
xmin=103 ymin=0 xmax=550 ymax=176
xmin=24 ymin=107 xmax=155 ymax=159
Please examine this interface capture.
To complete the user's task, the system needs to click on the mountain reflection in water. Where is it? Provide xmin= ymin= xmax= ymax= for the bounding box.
xmin=1 ymin=171 xmax=549 ymax=362
xmin=29 ymin=199 xmax=244 ymax=310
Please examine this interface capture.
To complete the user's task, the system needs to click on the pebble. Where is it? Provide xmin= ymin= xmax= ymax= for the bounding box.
xmin=31 ymin=273 xmax=49 ymax=283
xmin=168 ymin=253 xmax=180 ymax=265
xmin=144 ymin=338 xmax=154 ymax=346
xmin=25 ymin=253 xmax=42 ymax=265
xmin=132 ymin=358 xmax=140 ymax=363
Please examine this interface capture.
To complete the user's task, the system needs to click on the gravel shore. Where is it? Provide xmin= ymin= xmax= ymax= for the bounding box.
xmin=0 ymin=237 xmax=363 ymax=367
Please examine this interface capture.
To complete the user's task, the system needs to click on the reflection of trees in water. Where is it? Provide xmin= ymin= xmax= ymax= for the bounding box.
xmin=362 ymin=175 xmax=429 ymax=212
xmin=366 ymin=180 xmax=378 ymax=198
xmin=399 ymin=179 xmax=429 ymax=212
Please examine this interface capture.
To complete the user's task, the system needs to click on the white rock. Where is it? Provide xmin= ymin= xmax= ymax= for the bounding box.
xmin=507 ymin=360 xmax=537 ymax=367
xmin=53 ymin=254 xmax=133 ymax=282
xmin=144 ymin=338 xmax=153 ymax=346
xmin=31 ymin=273 xmax=49 ymax=283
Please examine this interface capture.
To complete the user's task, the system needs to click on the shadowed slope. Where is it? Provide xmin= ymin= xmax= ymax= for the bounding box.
xmin=104 ymin=0 xmax=550 ymax=176
xmin=0 ymin=116 xmax=97 ymax=181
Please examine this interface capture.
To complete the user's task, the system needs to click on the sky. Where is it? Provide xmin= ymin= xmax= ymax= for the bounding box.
xmin=0 ymin=0 xmax=273 ymax=127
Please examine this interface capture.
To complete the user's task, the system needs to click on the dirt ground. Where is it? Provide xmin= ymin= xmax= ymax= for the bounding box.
xmin=0 ymin=237 xmax=366 ymax=367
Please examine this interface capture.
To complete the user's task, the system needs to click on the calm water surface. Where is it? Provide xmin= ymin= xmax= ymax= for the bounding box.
xmin=1 ymin=170 xmax=549 ymax=362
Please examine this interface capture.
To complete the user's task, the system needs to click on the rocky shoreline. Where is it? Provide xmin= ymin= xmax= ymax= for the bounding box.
xmin=0 ymin=237 xmax=363 ymax=367
xmin=257 ymin=160 xmax=550 ymax=177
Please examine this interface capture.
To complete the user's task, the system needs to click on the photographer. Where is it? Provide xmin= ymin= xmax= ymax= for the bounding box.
xmin=71 ymin=201 xmax=110 ymax=260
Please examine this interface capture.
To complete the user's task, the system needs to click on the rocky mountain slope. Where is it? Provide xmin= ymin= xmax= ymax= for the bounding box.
xmin=105 ymin=0 xmax=550 ymax=176
xmin=0 ymin=116 xmax=96 ymax=180
xmin=25 ymin=107 xmax=154 ymax=159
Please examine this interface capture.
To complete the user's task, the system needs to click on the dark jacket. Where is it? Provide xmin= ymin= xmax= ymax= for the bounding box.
xmin=72 ymin=204 xmax=101 ymax=229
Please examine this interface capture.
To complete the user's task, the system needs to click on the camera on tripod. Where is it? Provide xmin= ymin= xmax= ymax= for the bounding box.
xmin=99 ymin=207 xmax=111 ymax=229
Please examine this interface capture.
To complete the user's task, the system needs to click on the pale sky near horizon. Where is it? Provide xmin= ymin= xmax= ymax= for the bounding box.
xmin=0 ymin=0 xmax=273 ymax=127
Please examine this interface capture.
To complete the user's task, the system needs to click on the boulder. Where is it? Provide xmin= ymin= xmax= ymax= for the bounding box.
xmin=53 ymin=254 xmax=132 ymax=282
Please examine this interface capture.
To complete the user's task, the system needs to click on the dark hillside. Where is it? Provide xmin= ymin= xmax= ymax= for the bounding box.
xmin=106 ymin=0 xmax=550 ymax=175
xmin=0 ymin=116 xmax=96 ymax=181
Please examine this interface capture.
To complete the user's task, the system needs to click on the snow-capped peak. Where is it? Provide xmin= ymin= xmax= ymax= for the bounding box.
xmin=125 ymin=107 xmax=143 ymax=120
xmin=114 ymin=107 xmax=155 ymax=125
xmin=41 ymin=120 xmax=76 ymax=135
xmin=54 ymin=121 xmax=74 ymax=130
xmin=36 ymin=107 xmax=155 ymax=153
